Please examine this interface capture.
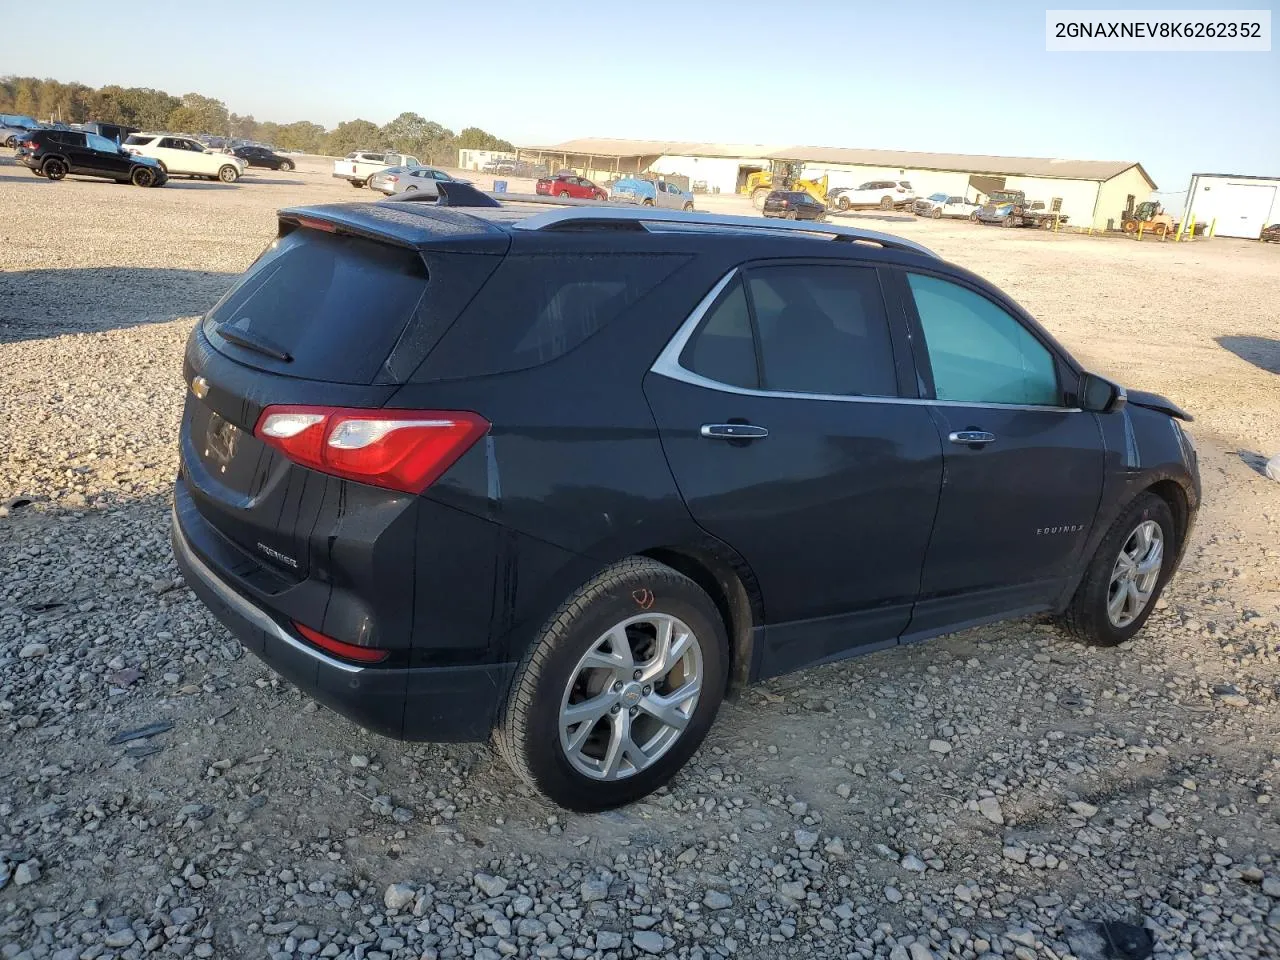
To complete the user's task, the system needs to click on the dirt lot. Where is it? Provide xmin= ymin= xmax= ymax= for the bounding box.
xmin=1 ymin=153 xmax=1279 ymax=960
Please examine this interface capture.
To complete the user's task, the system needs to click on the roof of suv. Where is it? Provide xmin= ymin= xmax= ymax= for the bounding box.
xmin=279 ymin=196 xmax=941 ymax=260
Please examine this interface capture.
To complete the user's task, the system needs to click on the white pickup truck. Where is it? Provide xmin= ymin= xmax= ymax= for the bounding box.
xmin=333 ymin=151 xmax=421 ymax=188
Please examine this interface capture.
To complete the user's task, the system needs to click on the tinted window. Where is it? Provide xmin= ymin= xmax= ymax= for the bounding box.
xmin=748 ymin=265 xmax=897 ymax=397
xmin=86 ymin=133 xmax=117 ymax=152
xmin=418 ymin=254 xmax=688 ymax=379
xmin=680 ymin=279 xmax=758 ymax=389
xmin=907 ymin=274 xmax=1058 ymax=405
xmin=124 ymin=134 xmax=153 ymax=146
xmin=54 ymin=131 xmax=86 ymax=146
xmin=203 ymin=228 xmax=429 ymax=384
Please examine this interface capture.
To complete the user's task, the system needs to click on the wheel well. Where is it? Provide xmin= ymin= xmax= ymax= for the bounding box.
xmin=1145 ymin=479 xmax=1190 ymax=548
xmin=641 ymin=546 xmax=760 ymax=697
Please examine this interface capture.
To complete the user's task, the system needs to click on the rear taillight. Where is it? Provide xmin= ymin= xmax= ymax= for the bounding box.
xmin=780 ymin=200 xmax=789 ymax=207
xmin=293 ymin=622 xmax=390 ymax=664
xmin=255 ymin=406 xmax=489 ymax=493
xmin=21 ymin=139 xmax=38 ymax=149
xmin=386 ymin=175 xmax=399 ymax=182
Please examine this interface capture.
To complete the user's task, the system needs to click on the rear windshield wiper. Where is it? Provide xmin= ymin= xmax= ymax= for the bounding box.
xmin=213 ymin=322 xmax=293 ymax=362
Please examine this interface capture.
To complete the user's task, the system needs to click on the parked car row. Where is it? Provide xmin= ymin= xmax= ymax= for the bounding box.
xmin=10 ymin=126 xmax=295 ymax=188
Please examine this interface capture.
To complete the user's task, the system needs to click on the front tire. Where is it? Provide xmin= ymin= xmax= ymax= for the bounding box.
xmin=879 ymin=196 xmax=894 ymax=209
xmin=931 ymin=207 xmax=942 ymax=219
xmin=218 ymin=165 xmax=239 ymax=183
xmin=130 ymin=166 xmax=156 ymax=188
xmin=1060 ymin=492 xmax=1175 ymax=647
xmin=495 ymin=557 xmax=729 ymax=811
xmin=683 ymin=202 xmax=694 ymax=212
xmin=838 ymin=196 xmax=850 ymax=211
xmin=42 ymin=158 xmax=68 ymax=180
xmin=279 ymin=159 xmax=294 ymax=171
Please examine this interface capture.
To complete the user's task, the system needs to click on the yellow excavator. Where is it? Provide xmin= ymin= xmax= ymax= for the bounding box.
xmin=745 ymin=161 xmax=828 ymax=210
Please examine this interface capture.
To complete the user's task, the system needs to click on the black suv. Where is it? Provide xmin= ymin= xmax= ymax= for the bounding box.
xmin=173 ymin=196 xmax=1200 ymax=810
xmin=16 ymin=129 xmax=166 ymax=187
xmin=232 ymin=145 xmax=296 ymax=171
xmin=762 ymin=190 xmax=827 ymax=221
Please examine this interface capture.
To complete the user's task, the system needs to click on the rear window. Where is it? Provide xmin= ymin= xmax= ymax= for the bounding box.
xmin=124 ymin=134 xmax=154 ymax=145
xmin=202 ymin=228 xmax=429 ymax=384
xmin=416 ymin=253 xmax=687 ymax=380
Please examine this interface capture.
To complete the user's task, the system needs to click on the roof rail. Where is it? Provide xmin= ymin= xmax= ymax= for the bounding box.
xmin=508 ymin=206 xmax=939 ymax=257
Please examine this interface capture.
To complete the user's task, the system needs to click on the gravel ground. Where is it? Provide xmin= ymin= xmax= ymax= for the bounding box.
xmin=2 ymin=155 xmax=1279 ymax=960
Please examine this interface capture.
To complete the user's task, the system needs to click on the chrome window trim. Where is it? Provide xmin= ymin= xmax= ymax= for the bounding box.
xmin=650 ymin=268 xmax=1082 ymax=414
xmin=172 ymin=509 xmax=365 ymax=675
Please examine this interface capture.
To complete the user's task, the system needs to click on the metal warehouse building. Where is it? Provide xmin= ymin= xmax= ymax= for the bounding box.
xmin=518 ymin=138 xmax=1156 ymax=231
xmin=1182 ymin=173 xmax=1280 ymax=239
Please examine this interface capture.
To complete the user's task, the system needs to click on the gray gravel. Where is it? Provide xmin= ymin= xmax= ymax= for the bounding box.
xmin=2 ymin=157 xmax=1280 ymax=958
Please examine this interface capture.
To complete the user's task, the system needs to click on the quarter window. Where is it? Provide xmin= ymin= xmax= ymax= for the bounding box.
xmin=681 ymin=279 xmax=758 ymax=389
xmin=906 ymin=274 xmax=1059 ymax=406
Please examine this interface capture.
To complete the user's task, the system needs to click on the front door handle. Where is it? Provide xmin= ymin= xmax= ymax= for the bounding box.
xmin=948 ymin=430 xmax=996 ymax=445
xmin=701 ymin=423 xmax=769 ymax=440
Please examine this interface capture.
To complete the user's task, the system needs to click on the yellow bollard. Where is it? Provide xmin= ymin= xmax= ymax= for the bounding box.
xmin=1209 ymin=217 xmax=1216 ymax=238
xmin=1053 ymin=213 xmax=1061 ymax=233
xmin=1188 ymin=214 xmax=1196 ymax=241
xmin=1138 ymin=222 xmax=1144 ymax=241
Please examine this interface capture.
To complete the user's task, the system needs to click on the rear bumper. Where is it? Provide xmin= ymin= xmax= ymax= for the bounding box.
xmin=171 ymin=506 xmax=514 ymax=742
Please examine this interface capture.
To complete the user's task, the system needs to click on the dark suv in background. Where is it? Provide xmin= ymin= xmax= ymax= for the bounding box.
xmin=16 ymin=129 xmax=166 ymax=187
xmin=174 ymin=195 xmax=1199 ymax=811
xmin=232 ymin=145 xmax=296 ymax=171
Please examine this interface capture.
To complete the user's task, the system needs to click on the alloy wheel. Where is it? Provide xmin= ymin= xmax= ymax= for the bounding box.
xmin=1107 ymin=520 xmax=1164 ymax=627
xmin=558 ymin=613 xmax=703 ymax=781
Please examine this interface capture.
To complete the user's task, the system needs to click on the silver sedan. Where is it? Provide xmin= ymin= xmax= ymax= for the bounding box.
xmin=369 ymin=165 xmax=471 ymax=197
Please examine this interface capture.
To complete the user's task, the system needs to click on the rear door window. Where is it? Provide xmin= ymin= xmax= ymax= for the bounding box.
xmin=416 ymin=254 xmax=688 ymax=380
xmin=748 ymin=265 xmax=898 ymax=397
xmin=203 ymin=228 xmax=430 ymax=384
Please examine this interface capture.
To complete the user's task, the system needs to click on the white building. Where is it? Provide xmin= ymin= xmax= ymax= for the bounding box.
xmin=1183 ymin=173 xmax=1280 ymax=239
xmin=457 ymin=148 xmax=516 ymax=172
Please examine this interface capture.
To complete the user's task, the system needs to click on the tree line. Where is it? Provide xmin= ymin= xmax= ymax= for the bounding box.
xmin=0 ymin=76 xmax=515 ymax=164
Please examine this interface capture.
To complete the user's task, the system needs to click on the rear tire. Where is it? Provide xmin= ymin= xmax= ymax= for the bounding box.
xmin=558 ymin=189 xmax=571 ymax=198
xmin=879 ymin=196 xmax=893 ymax=209
xmin=1059 ymin=492 xmax=1176 ymax=647
xmin=683 ymin=202 xmax=694 ymax=211
xmin=838 ymin=196 xmax=850 ymax=211
xmin=494 ymin=557 xmax=729 ymax=812
xmin=42 ymin=158 xmax=67 ymax=180
xmin=349 ymin=178 xmax=365 ymax=189
xmin=642 ymin=198 xmax=654 ymax=207
xmin=970 ymin=211 xmax=980 ymax=223
xmin=218 ymin=165 xmax=238 ymax=183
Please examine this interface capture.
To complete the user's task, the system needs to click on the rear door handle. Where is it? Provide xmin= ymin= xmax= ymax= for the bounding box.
xmin=948 ymin=430 xmax=996 ymax=445
xmin=701 ymin=423 xmax=769 ymax=440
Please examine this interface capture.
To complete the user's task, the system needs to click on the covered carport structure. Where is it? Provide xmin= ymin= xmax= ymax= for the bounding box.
xmin=516 ymin=139 xmax=670 ymax=184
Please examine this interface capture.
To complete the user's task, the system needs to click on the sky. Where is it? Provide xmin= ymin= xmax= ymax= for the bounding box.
xmin=5 ymin=0 xmax=1277 ymax=195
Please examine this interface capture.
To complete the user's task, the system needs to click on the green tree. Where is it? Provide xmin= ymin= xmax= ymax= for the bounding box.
xmin=325 ymin=118 xmax=382 ymax=156
xmin=167 ymin=92 xmax=229 ymax=136
xmin=456 ymin=126 xmax=514 ymax=152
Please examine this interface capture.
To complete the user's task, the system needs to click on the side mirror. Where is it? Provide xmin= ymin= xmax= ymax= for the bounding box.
xmin=1079 ymin=372 xmax=1127 ymax=414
